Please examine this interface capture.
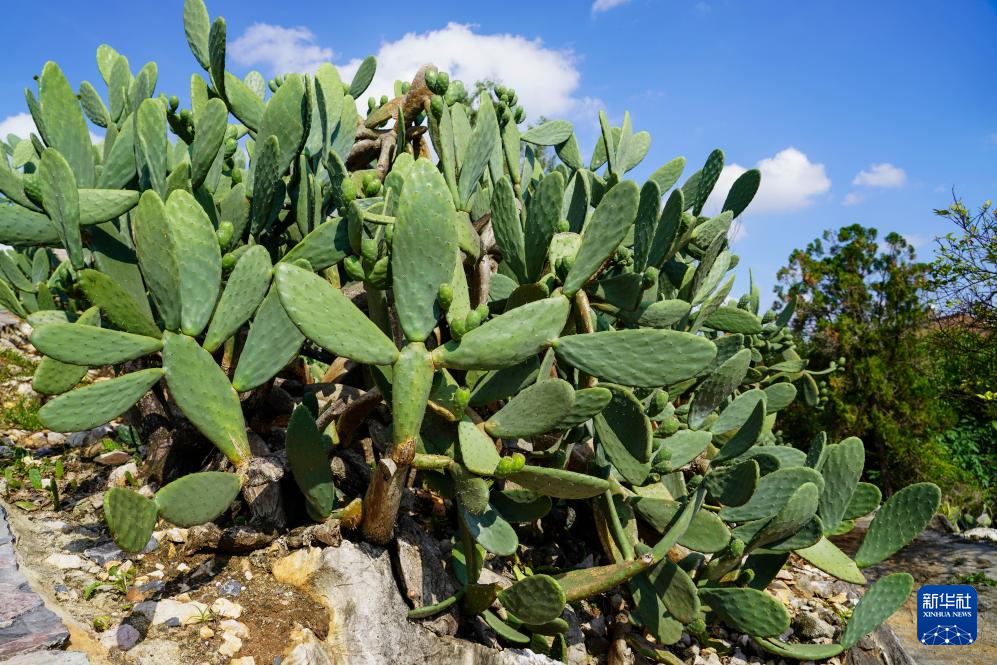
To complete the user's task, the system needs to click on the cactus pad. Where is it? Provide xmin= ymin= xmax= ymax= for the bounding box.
xmin=103 ymin=487 xmax=158 ymax=553
xmin=39 ymin=368 xmax=164 ymax=432
xmin=484 ymin=378 xmax=574 ymax=438
xmin=699 ymin=587 xmax=789 ymax=637
xmin=854 ymin=483 xmax=940 ymax=568
xmin=498 ymin=574 xmax=566 ymax=625
xmin=154 ymin=471 xmax=242 ymax=527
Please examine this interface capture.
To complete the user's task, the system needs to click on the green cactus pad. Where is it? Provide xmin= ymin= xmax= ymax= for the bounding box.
xmin=492 ymin=489 xmax=552 ymax=523
xmin=0 ymin=206 xmax=60 ymax=246
xmin=658 ymin=430 xmax=712 ymax=470
xmin=461 ymin=505 xmax=518 ymax=556
xmin=647 ymin=157 xmax=686 ymax=194
xmin=553 ymin=386 xmax=612 ymax=429
xmin=703 ymin=306 xmax=762 ymax=334
xmin=191 ymin=98 xmax=227 ymax=188
xmin=457 ymin=95 xmax=498 ymax=208
xmin=593 ymin=384 xmax=652 ymax=485
xmin=392 ymin=158 xmax=458 ymax=341
xmin=732 ymin=482 xmax=820 ymax=550
xmin=632 ymin=557 xmax=700 ymax=625
xmin=280 ymin=217 xmax=351 ymax=271
xmin=754 ymin=639 xmax=844 ymax=660
xmin=38 ymin=148 xmax=83 ymax=268
xmin=841 ymin=573 xmax=914 ymax=647
xmin=484 ymin=379 xmax=574 ymax=438
xmin=763 ymin=382 xmax=797 ymax=412
xmin=818 ymin=437 xmax=864 ymax=534
xmin=451 ymin=463 xmax=490 ymax=514
xmin=699 ymin=587 xmax=789 ymax=638
xmin=31 ymin=323 xmax=162 ymax=366
xmin=702 ymin=459 xmax=758 ymax=507
xmin=711 ymin=388 xmax=766 ymax=436
xmin=507 ymin=466 xmax=609 ymax=499
xmin=468 ymin=359 xmax=540 ymax=406
xmin=77 ymin=190 xmax=141 ymax=226
xmin=482 ymin=610 xmax=529 ymax=645
xmin=285 ymin=404 xmax=336 ymax=519
xmin=843 ymin=482 xmax=882 ymax=520
xmin=103 ymin=487 xmax=158 ymax=553
xmin=632 ymin=497 xmax=731 ymax=553
xmin=38 ymin=62 xmax=94 ymax=187
xmin=854 ymin=483 xmax=940 ymax=568
xmin=31 ymin=307 xmax=100 ymax=395
xmin=719 ymin=467 xmax=825 ymax=522
xmin=713 ymin=401 xmax=766 ymax=463
xmin=275 ymin=262 xmax=399 ymax=365
xmin=499 ymin=575 xmax=566 ymax=625
xmin=166 ymin=190 xmax=222 ymax=337
xmin=524 ymin=172 xmax=564 ymax=282
xmin=553 ymin=329 xmax=716 ymax=389
xmin=521 ymin=120 xmax=573 ymax=146
xmin=39 ymin=368 xmax=164 ymax=432
xmin=77 ymin=269 xmax=160 ymax=338
xmin=459 ymin=421 xmax=500 ymax=476
xmin=162 ymin=332 xmax=250 ymax=465
xmin=490 ymin=177 xmax=528 ymax=283
xmin=154 ymin=471 xmax=242 ymax=527
xmin=721 ymin=168 xmax=761 ymax=219
xmin=132 ymin=190 xmax=181 ymax=331
xmin=434 ymin=295 xmax=570 ymax=370
xmin=563 ymin=180 xmax=640 ymax=295
xmin=135 ymin=98 xmax=167 ymax=197
xmin=203 ymin=245 xmax=272 ymax=352
xmin=637 ymin=299 xmax=692 ymax=329
xmin=391 ymin=342 xmax=435 ymax=447
xmin=794 ymin=537 xmax=866 ymax=584
xmin=232 ymin=286 xmax=304 ymax=391
xmin=183 ymin=0 xmax=211 ymax=69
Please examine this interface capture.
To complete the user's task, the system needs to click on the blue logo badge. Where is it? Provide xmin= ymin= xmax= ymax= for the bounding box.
xmin=917 ymin=584 xmax=977 ymax=645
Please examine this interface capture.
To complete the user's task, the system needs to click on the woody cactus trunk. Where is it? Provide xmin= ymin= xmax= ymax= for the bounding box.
xmin=0 ymin=0 xmax=941 ymax=659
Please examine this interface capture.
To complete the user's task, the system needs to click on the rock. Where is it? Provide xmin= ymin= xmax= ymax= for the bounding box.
xmin=962 ymin=527 xmax=997 ymax=543
xmin=219 ymin=579 xmax=243 ymax=596
xmin=220 ymin=619 xmax=249 ymax=639
xmin=229 ymin=658 xmax=256 ymax=665
xmin=199 ymin=626 xmax=215 ymax=640
xmin=46 ymin=432 xmax=66 ymax=446
xmin=44 ymin=553 xmax=85 ymax=569
xmin=211 ymin=597 xmax=243 ymax=619
xmin=2 ymin=653 xmax=91 ymax=664
xmin=134 ymin=598 xmax=210 ymax=627
xmin=100 ymin=623 xmax=141 ymax=651
xmin=83 ymin=541 xmax=124 ymax=566
xmin=695 ymin=653 xmax=722 ymax=665
xmin=308 ymin=540 xmax=563 ymax=664
xmin=793 ymin=612 xmax=836 ymax=640
xmin=218 ymin=633 xmax=243 ymax=657
xmin=165 ymin=527 xmax=188 ymax=543
xmin=282 ymin=626 xmax=334 ymax=665
xmin=95 ymin=450 xmax=132 ymax=465
xmin=393 ymin=516 xmax=459 ymax=635
xmin=66 ymin=425 xmax=114 ymax=448
xmin=272 ymin=547 xmax=324 ymax=587
xmin=126 ymin=639 xmax=183 ymax=665
xmin=108 ymin=462 xmax=139 ymax=488
xmin=177 ymin=563 xmax=190 ymax=573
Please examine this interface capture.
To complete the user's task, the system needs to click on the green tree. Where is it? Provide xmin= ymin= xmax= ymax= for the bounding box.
xmin=775 ymin=225 xmax=955 ymax=495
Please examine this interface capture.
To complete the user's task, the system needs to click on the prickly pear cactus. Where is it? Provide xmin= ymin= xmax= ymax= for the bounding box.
xmin=0 ymin=0 xmax=940 ymax=659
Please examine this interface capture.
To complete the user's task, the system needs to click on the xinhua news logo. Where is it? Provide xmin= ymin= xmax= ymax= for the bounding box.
xmin=917 ymin=584 xmax=977 ymax=646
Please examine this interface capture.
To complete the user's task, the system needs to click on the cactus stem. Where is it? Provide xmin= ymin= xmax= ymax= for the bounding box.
xmin=601 ymin=489 xmax=635 ymax=561
xmin=361 ymin=457 xmax=409 ymax=545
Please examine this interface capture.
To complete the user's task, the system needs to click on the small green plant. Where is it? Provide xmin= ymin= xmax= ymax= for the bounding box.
xmin=952 ymin=571 xmax=997 ymax=587
xmin=83 ymin=563 xmax=136 ymax=600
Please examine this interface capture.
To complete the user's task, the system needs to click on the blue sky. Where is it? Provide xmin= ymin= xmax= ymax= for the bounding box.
xmin=3 ymin=0 xmax=996 ymax=302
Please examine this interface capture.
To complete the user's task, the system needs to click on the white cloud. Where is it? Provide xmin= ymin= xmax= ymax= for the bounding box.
xmin=0 ymin=113 xmax=36 ymax=140
xmin=592 ymin=0 xmax=630 ymax=12
xmin=706 ymin=147 xmax=832 ymax=215
xmin=852 ymin=162 xmax=906 ymax=188
xmin=0 ymin=112 xmax=102 ymax=144
xmin=842 ymin=192 xmax=864 ymax=206
xmin=338 ymin=23 xmax=583 ymax=119
xmin=230 ymin=24 xmax=334 ymax=75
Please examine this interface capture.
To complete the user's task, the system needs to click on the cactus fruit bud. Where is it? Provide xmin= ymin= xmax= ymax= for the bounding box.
xmin=435 ymin=71 xmax=450 ymax=94
xmin=737 ymin=569 xmax=755 ymax=585
xmin=221 ymin=253 xmax=237 ymax=271
xmin=450 ymin=318 xmax=466 ymax=340
xmin=340 ymin=177 xmax=357 ymax=205
xmin=216 ymin=221 xmax=234 ymax=250
xmin=362 ymin=172 xmax=382 ymax=197
xmin=367 ymin=96 xmax=377 ymax=112
xmin=687 ymin=474 xmax=703 ymax=490
xmin=514 ymin=105 xmax=525 ymax=123
xmin=379 ymin=94 xmax=389 ymax=106
xmin=268 ymin=79 xmax=278 ymax=93
xmin=438 ymin=283 xmax=454 ymax=310
xmin=556 ymin=219 xmax=570 ymax=233
xmin=474 ymin=303 xmax=489 ymax=321
xmin=454 ymin=386 xmax=471 ymax=413
xmin=179 ymin=108 xmax=191 ymax=123
xmin=642 ymin=266 xmax=659 ymax=290
xmin=729 ymin=538 xmax=746 ymax=558
xmin=401 ymin=81 xmax=411 ymax=94
xmin=465 ymin=309 xmax=482 ymax=331
xmin=430 ymin=95 xmax=444 ymax=119
xmin=169 ymin=95 xmax=180 ymax=111
xmin=343 ymin=255 xmax=366 ymax=282
xmin=495 ymin=457 xmax=516 ymax=477
xmin=425 ymin=70 xmax=438 ymax=91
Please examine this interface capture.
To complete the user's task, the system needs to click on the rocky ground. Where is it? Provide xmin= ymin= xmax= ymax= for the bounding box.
xmin=1 ymin=313 xmax=995 ymax=664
